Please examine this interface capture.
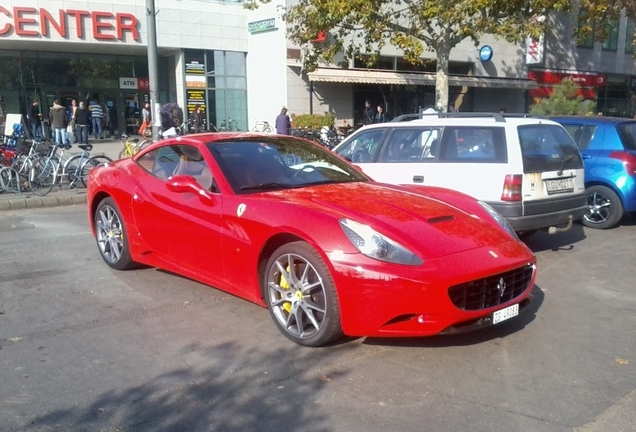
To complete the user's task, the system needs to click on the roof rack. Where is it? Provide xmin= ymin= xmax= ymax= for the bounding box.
xmin=500 ymin=113 xmax=549 ymax=119
xmin=390 ymin=112 xmax=507 ymax=123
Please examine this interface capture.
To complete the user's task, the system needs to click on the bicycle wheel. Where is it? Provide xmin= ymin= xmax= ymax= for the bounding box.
xmin=137 ymin=139 xmax=153 ymax=152
xmin=80 ymin=155 xmax=113 ymax=187
xmin=118 ymin=147 xmax=132 ymax=159
xmin=64 ymin=154 xmax=84 ymax=187
xmin=11 ymin=156 xmax=33 ymax=192
xmin=28 ymin=158 xmax=57 ymax=196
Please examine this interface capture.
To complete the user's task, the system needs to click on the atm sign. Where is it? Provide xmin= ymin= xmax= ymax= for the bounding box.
xmin=119 ymin=77 xmax=149 ymax=90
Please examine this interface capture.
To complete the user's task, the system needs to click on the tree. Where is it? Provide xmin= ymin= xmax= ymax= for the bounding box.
xmin=246 ymin=0 xmax=635 ymax=112
xmin=529 ymin=79 xmax=594 ymax=115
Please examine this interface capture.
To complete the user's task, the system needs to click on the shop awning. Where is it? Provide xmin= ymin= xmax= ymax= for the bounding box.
xmin=307 ymin=68 xmax=537 ymax=89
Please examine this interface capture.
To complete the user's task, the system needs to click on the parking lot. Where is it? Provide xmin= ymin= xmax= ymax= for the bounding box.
xmin=1 ymin=205 xmax=635 ymax=432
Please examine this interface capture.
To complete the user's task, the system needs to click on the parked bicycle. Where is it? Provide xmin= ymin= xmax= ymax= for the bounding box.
xmin=252 ymin=120 xmax=274 ymax=133
xmin=28 ymin=142 xmax=113 ymax=196
xmin=119 ymin=134 xmax=152 ymax=159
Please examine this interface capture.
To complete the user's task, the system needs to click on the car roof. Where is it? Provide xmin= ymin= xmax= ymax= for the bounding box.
xmin=549 ymin=115 xmax=636 ymax=125
xmin=358 ymin=114 xmax=562 ymax=129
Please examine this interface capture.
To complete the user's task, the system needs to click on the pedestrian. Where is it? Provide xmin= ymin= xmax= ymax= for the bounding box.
xmin=499 ymin=108 xmax=507 ymax=114
xmin=48 ymin=100 xmax=68 ymax=146
xmin=361 ymin=99 xmax=375 ymax=125
xmin=90 ymin=100 xmax=104 ymax=139
xmin=275 ymin=107 xmax=292 ymax=135
xmin=73 ymin=101 xmax=90 ymax=144
xmin=142 ymin=102 xmax=151 ymax=124
xmin=374 ymin=105 xmax=388 ymax=123
xmin=28 ymin=100 xmax=42 ymax=139
xmin=189 ymin=105 xmax=204 ymax=134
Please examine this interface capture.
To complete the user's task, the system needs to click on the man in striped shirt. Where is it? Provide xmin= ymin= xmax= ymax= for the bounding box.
xmin=90 ymin=100 xmax=104 ymax=139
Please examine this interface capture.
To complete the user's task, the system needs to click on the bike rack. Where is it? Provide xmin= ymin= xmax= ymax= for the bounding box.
xmin=0 ymin=166 xmax=23 ymax=195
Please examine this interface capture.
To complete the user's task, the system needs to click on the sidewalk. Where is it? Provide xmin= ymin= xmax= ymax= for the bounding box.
xmin=0 ymin=139 xmax=125 ymax=212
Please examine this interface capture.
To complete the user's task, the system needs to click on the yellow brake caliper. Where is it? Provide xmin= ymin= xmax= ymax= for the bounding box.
xmin=280 ymin=265 xmax=292 ymax=313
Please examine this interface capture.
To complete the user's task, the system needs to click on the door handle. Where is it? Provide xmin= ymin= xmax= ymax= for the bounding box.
xmin=413 ymin=175 xmax=424 ymax=183
xmin=581 ymin=154 xmax=592 ymax=160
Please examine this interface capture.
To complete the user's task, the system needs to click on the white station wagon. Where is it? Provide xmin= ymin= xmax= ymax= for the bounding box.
xmin=333 ymin=113 xmax=587 ymax=235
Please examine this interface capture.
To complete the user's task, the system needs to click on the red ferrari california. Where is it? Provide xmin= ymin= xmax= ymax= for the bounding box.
xmin=87 ymin=133 xmax=537 ymax=346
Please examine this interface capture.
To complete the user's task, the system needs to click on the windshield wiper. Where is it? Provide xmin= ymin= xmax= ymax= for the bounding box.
xmin=240 ymin=182 xmax=295 ymax=191
xmin=557 ymin=154 xmax=575 ymax=176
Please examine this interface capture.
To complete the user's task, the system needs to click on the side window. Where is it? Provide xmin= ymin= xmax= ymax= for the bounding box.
xmin=439 ymin=127 xmax=507 ymax=163
xmin=335 ymin=129 xmax=386 ymax=163
xmin=136 ymin=145 xmax=216 ymax=192
xmin=378 ymin=127 xmax=441 ymax=162
xmin=136 ymin=146 xmax=186 ymax=179
xmin=561 ymin=124 xmax=596 ymax=151
xmin=578 ymin=125 xmax=597 ymax=151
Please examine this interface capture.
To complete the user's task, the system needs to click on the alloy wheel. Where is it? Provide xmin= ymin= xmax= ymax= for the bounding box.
xmin=267 ymin=253 xmax=328 ymax=340
xmin=96 ymin=204 xmax=124 ymax=264
xmin=585 ymin=191 xmax=611 ymax=225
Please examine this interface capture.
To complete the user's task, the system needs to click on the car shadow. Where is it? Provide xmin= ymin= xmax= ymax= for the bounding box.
xmin=618 ymin=212 xmax=636 ymax=227
xmin=522 ymin=222 xmax=587 ymax=253
xmin=362 ymin=284 xmax=545 ymax=349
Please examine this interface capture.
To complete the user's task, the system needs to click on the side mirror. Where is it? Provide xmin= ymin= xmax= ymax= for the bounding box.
xmin=166 ymin=175 xmax=201 ymax=194
xmin=166 ymin=175 xmax=216 ymax=205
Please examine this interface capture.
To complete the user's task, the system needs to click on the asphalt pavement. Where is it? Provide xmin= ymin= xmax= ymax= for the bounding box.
xmin=0 ymin=138 xmax=124 ymax=211
xmin=0 ymin=205 xmax=635 ymax=431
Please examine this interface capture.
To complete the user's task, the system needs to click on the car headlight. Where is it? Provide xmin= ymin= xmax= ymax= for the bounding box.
xmin=478 ymin=201 xmax=519 ymax=241
xmin=339 ymin=219 xmax=423 ymax=265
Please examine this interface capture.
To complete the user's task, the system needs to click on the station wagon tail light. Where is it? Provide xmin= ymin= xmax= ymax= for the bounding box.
xmin=501 ymin=174 xmax=522 ymax=201
xmin=609 ymin=151 xmax=636 ymax=175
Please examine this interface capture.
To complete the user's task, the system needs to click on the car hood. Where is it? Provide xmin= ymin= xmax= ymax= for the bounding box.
xmin=266 ymin=182 xmax=514 ymax=259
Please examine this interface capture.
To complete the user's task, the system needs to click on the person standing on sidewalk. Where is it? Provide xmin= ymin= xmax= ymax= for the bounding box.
xmin=90 ymin=100 xmax=104 ymax=139
xmin=275 ymin=107 xmax=292 ymax=135
xmin=49 ymin=100 xmax=68 ymax=146
xmin=28 ymin=100 xmax=43 ymax=139
xmin=73 ymin=102 xmax=90 ymax=144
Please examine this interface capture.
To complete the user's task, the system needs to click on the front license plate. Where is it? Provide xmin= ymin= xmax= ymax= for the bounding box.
xmin=492 ymin=304 xmax=519 ymax=324
xmin=545 ymin=178 xmax=574 ymax=194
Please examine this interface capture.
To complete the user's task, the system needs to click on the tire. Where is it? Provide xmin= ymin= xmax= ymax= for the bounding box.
xmin=583 ymin=185 xmax=624 ymax=229
xmin=11 ymin=157 xmax=32 ymax=192
xmin=94 ymin=197 xmax=137 ymax=270
xmin=264 ymin=241 xmax=343 ymax=347
xmin=28 ymin=158 xmax=57 ymax=196
xmin=80 ymin=156 xmax=113 ymax=187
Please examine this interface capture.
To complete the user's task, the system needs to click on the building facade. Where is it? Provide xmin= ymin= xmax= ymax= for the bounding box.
xmin=528 ymin=11 xmax=636 ymax=118
xmin=0 ymin=0 xmax=248 ymax=135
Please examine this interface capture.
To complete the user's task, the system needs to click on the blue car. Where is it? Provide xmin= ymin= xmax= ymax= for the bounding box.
xmin=550 ymin=116 xmax=636 ymax=229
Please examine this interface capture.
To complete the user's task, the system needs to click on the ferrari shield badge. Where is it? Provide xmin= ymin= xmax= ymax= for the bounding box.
xmin=237 ymin=203 xmax=247 ymax=217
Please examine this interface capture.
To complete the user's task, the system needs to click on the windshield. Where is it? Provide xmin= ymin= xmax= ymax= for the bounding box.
xmin=517 ymin=124 xmax=584 ymax=173
xmin=617 ymin=122 xmax=636 ymax=151
xmin=207 ymin=137 xmax=370 ymax=194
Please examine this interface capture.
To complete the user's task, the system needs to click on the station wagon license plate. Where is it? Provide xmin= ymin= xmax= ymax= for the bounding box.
xmin=492 ymin=304 xmax=519 ymax=324
xmin=545 ymin=178 xmax=574 ymax=195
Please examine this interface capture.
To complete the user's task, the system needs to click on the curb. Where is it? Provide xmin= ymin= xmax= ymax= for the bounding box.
xmin=0 ymin=192 xmax=87 ymax=212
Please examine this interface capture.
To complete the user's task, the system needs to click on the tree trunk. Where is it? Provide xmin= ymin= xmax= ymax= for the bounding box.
xmin=435 ymin=40 xmax=451 ymax=113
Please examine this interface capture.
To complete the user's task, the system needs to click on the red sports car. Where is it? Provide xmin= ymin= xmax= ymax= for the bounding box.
xmin=87 ymin=133 xmax=537 ymax=347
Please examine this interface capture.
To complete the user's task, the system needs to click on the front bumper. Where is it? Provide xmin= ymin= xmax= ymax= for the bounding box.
xmin=329 ymin=241 xmax=537 ymax=338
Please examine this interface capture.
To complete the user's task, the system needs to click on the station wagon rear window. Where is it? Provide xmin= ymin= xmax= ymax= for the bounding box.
xmin=517 ymin=125 xmax=583 ymax=173
xmin=616 ymin=122 xmax=636 ymax=150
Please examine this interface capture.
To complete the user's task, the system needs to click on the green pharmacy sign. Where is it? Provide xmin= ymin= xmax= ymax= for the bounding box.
xmin=248 ymin=18 xmax=277 ymax=34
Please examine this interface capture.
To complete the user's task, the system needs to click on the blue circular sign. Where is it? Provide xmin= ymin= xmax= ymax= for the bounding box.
xmin=479 ymin=45 xmax=493 ymax=62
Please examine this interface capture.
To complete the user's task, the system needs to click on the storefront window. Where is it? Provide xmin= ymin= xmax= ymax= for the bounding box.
xmin=39 ymin=52 xmax=78 ymax=87
xmin=0 ymin=51 xmax=21 ymax=88
xmin=185 ymin=49 xmax=247 ymax=131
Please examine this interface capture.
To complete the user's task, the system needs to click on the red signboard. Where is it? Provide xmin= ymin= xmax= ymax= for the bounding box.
xmin=528 ymin=69 xmax=605 ymax=99
xmin=529 ymin=69 xmax=606 ymax=87
xmin=137 ymin=78 xmax=149 ymax=90
xmin=0 ymin=7 xmax=140 ymax=41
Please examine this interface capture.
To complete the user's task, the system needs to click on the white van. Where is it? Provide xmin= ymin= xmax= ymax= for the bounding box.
xmin=333 ymin=113 xmax=587 ymax=235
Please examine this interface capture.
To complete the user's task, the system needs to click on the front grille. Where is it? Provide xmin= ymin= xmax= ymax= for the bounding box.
xmin=448 ymin=264 xmax=534 ymax=311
